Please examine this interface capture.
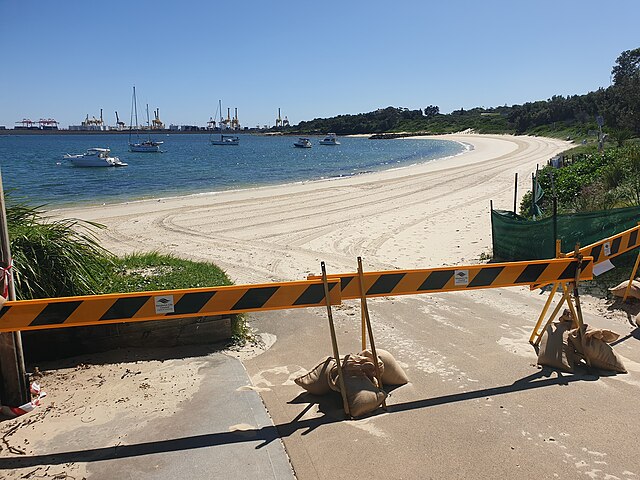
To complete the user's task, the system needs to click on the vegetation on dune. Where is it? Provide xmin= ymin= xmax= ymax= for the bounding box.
xmin=105 ymin=252 xmax=232 ymax=294
xmin=8 ymin=202 xmax=112 ymax=300
xmin=518 ymin=144 xmax=640 ymax=218
xmin=6 ymin=202 xmax=246 ymax=339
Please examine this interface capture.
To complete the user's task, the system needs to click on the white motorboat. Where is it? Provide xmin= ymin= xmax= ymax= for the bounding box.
xmin=211 ymin=134 xmax=239 ymax=146
xmin=319 ymin=133 xmax=340 ymax=145
xmin=129 ymin=86 xmax=164 ymax=153
xmin=64 ymin=148 xmax=128 ymax=167
xmin=294 ymin=137 xmax=312 ymax=148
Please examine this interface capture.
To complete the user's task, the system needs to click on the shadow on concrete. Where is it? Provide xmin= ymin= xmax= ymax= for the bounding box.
xmin=24 ymin=342 xmax=235 ymax=371
xmin=0 ymin=368 xmax=604 ymax=470
xmin=610 ymin=327 xmax=640 ymax=346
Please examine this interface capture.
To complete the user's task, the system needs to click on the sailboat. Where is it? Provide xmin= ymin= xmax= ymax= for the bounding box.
xmin=129 ymin=86 xmax=164 ymax=153
xmin=210 ymin=100 xmax=239 ymax=146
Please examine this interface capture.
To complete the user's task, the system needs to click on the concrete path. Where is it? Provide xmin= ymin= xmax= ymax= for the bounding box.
xmin=0 ymin=353 xmax=295 ymax=480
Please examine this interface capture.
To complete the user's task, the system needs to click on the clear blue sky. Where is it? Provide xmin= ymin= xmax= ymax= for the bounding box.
xmin=1 ymin=0 xmax=638 ymax=129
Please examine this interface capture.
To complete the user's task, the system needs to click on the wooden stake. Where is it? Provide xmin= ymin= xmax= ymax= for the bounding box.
xmin=571 ymin=245 xmax=591 ymax=367
xmin=571 ymin=245 xmax=585 ymax=329
xmin=357 ymin=257 xmax=386 ymax=409
xmin=321 ymin=262 xmax=350 ymax=418
xmin=360 ymin=309 xmax=366 ymax=352
xmin=0 ymin=169 xmax=28 ymax=406
xmin=513 ymin=172 xmax=518 ymax=214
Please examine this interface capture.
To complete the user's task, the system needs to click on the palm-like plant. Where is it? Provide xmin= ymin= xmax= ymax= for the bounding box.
xmin=7 ymin=202 xmax=112 ymax=300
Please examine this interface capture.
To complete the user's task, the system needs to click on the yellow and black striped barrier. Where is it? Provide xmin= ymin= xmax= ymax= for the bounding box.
xmin=0 ymin=257 xmax=593 ymax=333
xmin=576 ymin=224 xmax=640 ymax=265
xmin=530 ymin=224 xmax=640 ymax=290
xmin=310 ymin=257 xmax=593 ymax=300
xmin=0 ymin=279 xmax=341 ymax=333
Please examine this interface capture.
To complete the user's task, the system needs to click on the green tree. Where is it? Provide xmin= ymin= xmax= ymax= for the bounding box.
xmin=612 ymin=48 xmax=640 ymax=85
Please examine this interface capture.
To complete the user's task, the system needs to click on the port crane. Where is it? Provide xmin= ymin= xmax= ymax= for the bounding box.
xmin=230 ymin=108 xmax=240 ymax=130
xmin=152 ymin=108 xmax=164 ymax=129
xmin=82 ymin=109 xmax=105 ymax=127
xmin=115 ymin=111 xmax=126 ymax=130
xmin=275 ymin=108 xmax=289 ymax=128
xmin=37 ymin=118 xmax=59 ymax=129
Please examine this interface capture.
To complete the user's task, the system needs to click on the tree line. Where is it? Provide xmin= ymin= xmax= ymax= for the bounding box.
xmin=287 ymin=48 xmax=640 ymax=138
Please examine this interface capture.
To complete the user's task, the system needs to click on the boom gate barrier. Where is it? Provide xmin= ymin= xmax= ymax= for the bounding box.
xmin=0 ymin=257 xmax=593 ymax=333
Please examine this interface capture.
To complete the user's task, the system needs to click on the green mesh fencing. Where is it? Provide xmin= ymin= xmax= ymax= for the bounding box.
xmin=491 ymin=206 xmax=640 ymax=261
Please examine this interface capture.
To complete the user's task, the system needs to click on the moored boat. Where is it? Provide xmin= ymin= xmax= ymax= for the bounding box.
xmin=129 ymin=86 xmax=164 ymax=153
xmin=211 ymin=134 xmax=239 ymax=146
xmin=130 ymin=139 xmax=164 ymax=152
xmin=319 ymin=133 xmax=340 ymax=145
xmin=210 ymin=100 xmax=240 ymax=146
xmin=294 ymin=137 xmax=312 ymax=148
xmin=64 ymin=148 xmax=128 ymax=167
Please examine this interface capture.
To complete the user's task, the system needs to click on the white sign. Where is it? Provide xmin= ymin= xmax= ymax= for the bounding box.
xmin=154 ymin=295 xmax=175 ymax=314
xmin=593 ymin=260 xmax=615 ymax=277
xmin=603 ymin=242 xmax=611 ymax=257
xmin=454 ymin=270 xmax=469 ymax=286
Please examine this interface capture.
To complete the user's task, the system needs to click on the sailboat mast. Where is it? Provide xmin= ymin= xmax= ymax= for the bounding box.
xmin=146 ymin=104 xmax=151 ymax=141
xmin=129 ymin=86 xmax=140 ymax=144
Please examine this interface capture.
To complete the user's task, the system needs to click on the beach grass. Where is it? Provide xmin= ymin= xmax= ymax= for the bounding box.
xmin=104 ymin=252 xmax=233 ymax=293
xmin=103 ymin=252 xmax=248 ymax=341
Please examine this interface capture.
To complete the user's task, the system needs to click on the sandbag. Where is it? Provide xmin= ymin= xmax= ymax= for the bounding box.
xmin=361 ymin=348 xmax=409 ymax=385
xmin=294 ymin=356 xmax=335 ymax=395
xmin=569 ymin=325 xmax=627 ymax=373
xmin=608 ymin=280 xmax=640 ymax=299
xmin=329 ymin=359 xmax=387 ymax=417
xmin=537 ymin=321 xmax=576 ymax=372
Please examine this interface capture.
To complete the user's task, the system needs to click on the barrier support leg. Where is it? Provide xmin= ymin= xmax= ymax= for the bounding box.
xmin=622 ymin=250 xmax=640 ymax=302
xmin=321 ymin=262 xmax=350 ymax=418
xmin=530 ymin=282 xmax=560 ymax=345
xmin=533 ymin=282 xmax=572 ymax=347
xmin=357 ymin=257 xmax=386 ymax=410
xmin=561 ymin=283 xmax=580 ymax=329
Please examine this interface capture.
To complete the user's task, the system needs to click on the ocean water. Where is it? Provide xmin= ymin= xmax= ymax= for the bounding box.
xmin=0 ymin=134 xmax=466 ymax=208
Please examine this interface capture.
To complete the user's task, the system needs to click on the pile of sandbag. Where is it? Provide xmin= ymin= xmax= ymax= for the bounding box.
xmin=295 ymin=349 xmax=408 ymax=417
xmin=537 ymin=310 xmax=626 ymax=373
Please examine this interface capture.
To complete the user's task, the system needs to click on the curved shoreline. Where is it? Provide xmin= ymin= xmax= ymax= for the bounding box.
xmin=54 ymin=134 xmax=571 ymax=284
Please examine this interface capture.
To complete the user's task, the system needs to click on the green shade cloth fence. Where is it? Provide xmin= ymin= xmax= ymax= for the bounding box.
xmin=491 ymin=206 xmax=640 ymax=261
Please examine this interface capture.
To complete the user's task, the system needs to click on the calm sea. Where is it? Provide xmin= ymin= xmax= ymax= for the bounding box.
xmin=0 ymin=134 xmax=466 ymax=208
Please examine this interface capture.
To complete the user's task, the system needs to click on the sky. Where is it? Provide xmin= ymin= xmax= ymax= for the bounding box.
xmin=0 ymin=0 xmax=638 ymax=129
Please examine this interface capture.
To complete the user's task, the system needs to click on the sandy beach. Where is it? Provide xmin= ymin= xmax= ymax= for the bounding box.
xmin=49 ymin=134 xmax=567 ymax=283
xmin=3 ymin=134 xmax=640 ymax=479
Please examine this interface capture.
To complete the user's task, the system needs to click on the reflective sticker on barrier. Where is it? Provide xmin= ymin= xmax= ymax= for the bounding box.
xmin=154 ymin=296 xmax=175 ymax=314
